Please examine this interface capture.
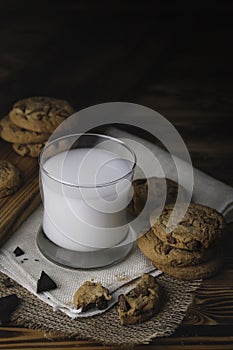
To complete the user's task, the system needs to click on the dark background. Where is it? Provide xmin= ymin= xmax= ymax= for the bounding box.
xmin=0 ymin=0 xmax=233 ymax=184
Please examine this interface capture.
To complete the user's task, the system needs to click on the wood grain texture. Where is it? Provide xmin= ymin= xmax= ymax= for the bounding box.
xmin=0 ymin=0 xmax=233 ymax=349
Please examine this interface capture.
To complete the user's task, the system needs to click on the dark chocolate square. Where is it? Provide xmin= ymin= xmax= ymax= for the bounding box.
xmin=37 ymin=271 xmax=57 ymax=293
xmin=13 ymin=247 xmax=25 ymax=257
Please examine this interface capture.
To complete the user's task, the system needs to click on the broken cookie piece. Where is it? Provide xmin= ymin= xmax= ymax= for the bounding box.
xmin=73 ymin=281 xmax=111 ymax=312
xmin=117 ymin=273 xmax=162 ymax=325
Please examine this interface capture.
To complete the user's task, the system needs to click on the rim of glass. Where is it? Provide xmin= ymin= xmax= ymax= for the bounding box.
xmin=39 ymin=133 xmax=137 ymax=188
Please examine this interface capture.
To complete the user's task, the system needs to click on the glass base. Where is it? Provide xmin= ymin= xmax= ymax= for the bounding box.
xmin=36 ymin=226 xmax=135 ymax=269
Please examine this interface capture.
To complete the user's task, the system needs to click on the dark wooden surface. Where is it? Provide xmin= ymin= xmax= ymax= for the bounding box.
xmin=0 ymin=1 xmax=233 ymax=349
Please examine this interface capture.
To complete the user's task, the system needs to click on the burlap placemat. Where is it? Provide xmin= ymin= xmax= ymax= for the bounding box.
xmin=0 ymin=271 xmax=201 ymax=347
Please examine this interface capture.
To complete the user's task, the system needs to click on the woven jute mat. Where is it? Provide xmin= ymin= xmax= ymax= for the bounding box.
xmin=0 ymin=271 xmax=201 ymax=347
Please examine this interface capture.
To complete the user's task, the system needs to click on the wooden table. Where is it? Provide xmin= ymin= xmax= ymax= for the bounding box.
xmin=0 ymin=1 xmax=233 ymax=349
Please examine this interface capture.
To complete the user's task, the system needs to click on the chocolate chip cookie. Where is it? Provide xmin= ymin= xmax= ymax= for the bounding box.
xmin=9 ymin=96 xmax=75 ymax=133
xmin=152 ymin=249 xmax=223 ymax=280
xmin=150 ymin=203 xmax=225 ymax=250
xmin=137 ymin=228 xmax=216 ymax=267
xmin=128 ymin=177 xmax=187 ymax=218
xmin=12 ymin=142 xmax=44 ymax=158
xmin=0 ymin=160 xmax=22 ymax=198
xmin=117 ymin=273 xmax=162 ymax=325
xmin=73 ymin=281 xmax=111 ymax=311
xmin=0 ymin=116 xmax=49 ymax=144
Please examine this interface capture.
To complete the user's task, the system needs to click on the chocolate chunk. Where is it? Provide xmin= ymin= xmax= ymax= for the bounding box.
xmin=162 ymin=245 xmax=172 ymax=255
xmin=128 ymin=288 xmax=140 ymax=298
xmin=3 ymin=278 xmax=14 ymax=288
xmin=36 ymin=271 xmax=57 ymax=293
xmin=167 ymin=235 xmax=177 ymax=244
xmin=82 ymin=303 xmax=95 ymax=312
xmin=191 ymin=240 xmax=202 ymax=250
xmin=129 ymin=286 xmax=148 ymax=298
xmin=0 ymin=294 xmax=19 ymax=324
xmin=96 ymin=296 xmax=108 ymax=310
xmin=118 ymin=294 xmax=130 ymax=312
xmin=13 ymin=247 xmax=24 ymax=257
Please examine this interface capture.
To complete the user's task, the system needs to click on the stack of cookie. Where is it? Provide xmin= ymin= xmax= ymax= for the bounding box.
xmin=137 ymin=203 xmax=225 ymax=280
xmin=0 ymin=97 xmax=75 ymax=157
xmin=128 ymin=177 xmax=187 ymax=222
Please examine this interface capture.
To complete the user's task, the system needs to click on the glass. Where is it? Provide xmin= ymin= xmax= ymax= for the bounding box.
xmin=37 ymin=133 xmax=136 ymax=269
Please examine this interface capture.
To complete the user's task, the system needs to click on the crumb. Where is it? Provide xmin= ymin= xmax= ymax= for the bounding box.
xmin=115 ymin=273 xmax=129 ymax=282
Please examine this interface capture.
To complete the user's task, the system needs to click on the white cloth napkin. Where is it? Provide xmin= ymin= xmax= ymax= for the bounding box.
xmin=0 ymin=205 xmax=156 ymax=318
xmin=114 ymin=128 xmax=233 ymax=222
xmin=1 ymin=128 xmax=233 ymax=319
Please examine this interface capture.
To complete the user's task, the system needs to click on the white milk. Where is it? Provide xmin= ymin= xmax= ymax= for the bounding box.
xmin=41 ymin=148 xmax=132 ymax=251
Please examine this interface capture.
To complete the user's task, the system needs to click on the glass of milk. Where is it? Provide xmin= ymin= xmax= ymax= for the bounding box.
xmin=38 ymin=133 xmax=136 ymax=269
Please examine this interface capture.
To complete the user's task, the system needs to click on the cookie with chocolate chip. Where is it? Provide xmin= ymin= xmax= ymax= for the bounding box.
xmin=9 ymin=96 xmax=75 ymax=133
xmin=12 ymin=142 xmax=44 ymax=158
xmin=117 ymin=273 xmax=162 ymax=325
xmin=137 ymin=228 xmax=216 ymax=267
xmin=0 ymin=160 xmax=22 ymax=198
xmin=73 ymin=281 xmax=111 ymax=312
xmin=0 ymin=116 xmax=49 ymax=144
xmin=152 ymin=249 xmax=223 ymax=280
xmin=128 ymin=177 xmax=187 ymax=219
xmin=150 ymin=203 xmax=225 ymax=250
